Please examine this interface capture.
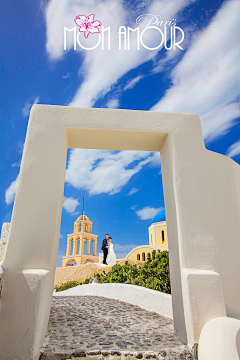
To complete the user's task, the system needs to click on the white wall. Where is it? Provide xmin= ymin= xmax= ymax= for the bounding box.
xmin=0 ymin=105 xmax=239 ymax=359
xmin=54 ymin=283 xmax=173 ymax=320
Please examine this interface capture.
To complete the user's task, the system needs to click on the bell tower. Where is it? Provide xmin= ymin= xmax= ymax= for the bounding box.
xmin=62 ymin=211 xmax=98 ymax=267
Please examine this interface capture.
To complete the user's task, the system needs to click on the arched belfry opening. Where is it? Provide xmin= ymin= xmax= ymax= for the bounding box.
xmin=62 ymin=211 xmax=98 ymax=266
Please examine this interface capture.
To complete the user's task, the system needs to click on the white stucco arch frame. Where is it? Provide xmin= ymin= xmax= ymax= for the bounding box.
xmin=1 ymin=105 xmax=240 ymax=360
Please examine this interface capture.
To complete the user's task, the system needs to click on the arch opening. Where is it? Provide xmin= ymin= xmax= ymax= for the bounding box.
xmin=66 ymin=258 xmax=77 ymax=267
xmin=3 ymin=105 xmax=224 ymax=357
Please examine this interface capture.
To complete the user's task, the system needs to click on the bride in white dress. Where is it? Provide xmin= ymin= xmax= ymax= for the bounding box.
xmin=106 ymin=237 xmax=117 ymax=266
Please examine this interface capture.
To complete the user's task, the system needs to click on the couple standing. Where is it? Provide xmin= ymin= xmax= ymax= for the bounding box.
xmin=101 ymin=234 xmax=117 ymax=266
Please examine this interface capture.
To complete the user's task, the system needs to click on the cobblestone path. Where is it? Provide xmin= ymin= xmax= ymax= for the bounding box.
xmin=40 ymin=296 xmax=192 ymax=359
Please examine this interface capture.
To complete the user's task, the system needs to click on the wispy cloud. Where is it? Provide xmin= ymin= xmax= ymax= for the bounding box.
xmin=5 ymin=175 xmax=19 ymax=205
xmin=62 ymin=73 xmax=71 ymax=79
xmin=201 ymin=102 xmax=239 ymax=141
xmin=114 ymin=243 xmax=143 ymax=259
xmin=22 ymin=96 xmax=40 ymax=118
xmin=115 ymin=252 xmax=128 ymax=259
xmin=136 ymin=206 xmax=163 ymax=220
xmin=62 ymin=196 xmax=80 ymax=214
xmin=106 ymin=99 xmax=119 ymax=108
xmin=148 ymin=152 xmax=161 ymax=168
xmin=152 ymin=25 xmax=193 ymax=74
xmin=124 ymin=75 xmax=144 ymax=91
xmin=0 ymin=212 xmax=12 ymax=225
xmin=11 ymin=162 xmax=20 ymax=168
xmin=65 ymin=149 xmax=159 ymax=196
xmin=226 ymin=140 xmax=240 ymax=158
xmin=151 ymin=0 xmax=240 ymax=142
xmin=45 ymin=0 xmax=193 ymax=107
xmin=114 ymin=243 xmax=140 ymax=252
xmin=127 ymin=187 xmax=139 ymax=196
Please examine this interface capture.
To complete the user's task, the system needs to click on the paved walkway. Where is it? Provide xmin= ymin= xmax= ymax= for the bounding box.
xmin=40 ymin=296 xmax=192 ymax=359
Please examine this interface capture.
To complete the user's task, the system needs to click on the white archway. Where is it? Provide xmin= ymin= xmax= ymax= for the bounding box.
xmin=0 ymin=105 xmax=240 ymax=359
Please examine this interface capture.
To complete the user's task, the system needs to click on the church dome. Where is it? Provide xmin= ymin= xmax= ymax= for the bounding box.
xmin=152 ymin=209 xmax=166 ymax=223
xmin=76 ymin=213 xmax=91 ymax=222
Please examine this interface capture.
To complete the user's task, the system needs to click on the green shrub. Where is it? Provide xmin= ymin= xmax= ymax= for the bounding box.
xmin=54 ymin=278 xmax=88 ymax=292
xmin=95 ymin=250 xmax=171 ymax=294
xmin=55 ymin=250 xmax=171 ymax=294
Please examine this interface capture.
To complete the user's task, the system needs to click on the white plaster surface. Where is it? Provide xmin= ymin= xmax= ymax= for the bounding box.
xmin=0 ymin=222 xmax=10 ymax=245
xmin=0 ymin=105 xmax=240 ymax=359
xmin=0 ymin=222 xmax=10 ymax=262
xmin=182 ymin=269 xmax=227 ymax=346
xmin=198 ymin=317 xmax=240 ymax=360
xmin=0 ymin=269 xmax=50 ymax=359
xmin=54 ymin=283 xmax=173 ymax=319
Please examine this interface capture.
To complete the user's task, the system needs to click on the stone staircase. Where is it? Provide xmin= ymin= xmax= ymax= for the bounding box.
xmin=40 ymin=296 xmax=193 ymax=360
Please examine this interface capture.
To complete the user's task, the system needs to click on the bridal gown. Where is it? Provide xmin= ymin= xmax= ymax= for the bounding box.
xmin=106 ymin=243 xmax=117 ymax=266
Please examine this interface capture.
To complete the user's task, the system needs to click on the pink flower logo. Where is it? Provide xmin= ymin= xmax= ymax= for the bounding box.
xmin=74 ymin=14 xmax=102 ymax=38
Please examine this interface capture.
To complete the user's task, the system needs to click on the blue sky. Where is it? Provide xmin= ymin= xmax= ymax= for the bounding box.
xmin=1 ymin=0 xmax=239 ymax=267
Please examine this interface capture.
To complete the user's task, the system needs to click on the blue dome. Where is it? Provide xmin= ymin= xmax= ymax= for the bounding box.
xmin=152 ymin=209 xmax=166 ymax=223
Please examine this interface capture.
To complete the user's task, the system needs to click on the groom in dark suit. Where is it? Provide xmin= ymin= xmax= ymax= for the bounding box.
xmin=102 ymin=234 xmax=109 ymax=265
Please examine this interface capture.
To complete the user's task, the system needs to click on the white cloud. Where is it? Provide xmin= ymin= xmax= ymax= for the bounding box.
xmin=11 ymin=162 xmax=20 ymax=168
xmin=5 ymin=175 xmax=19 ymax=205
xmin=124 ymin=75 xmax=143 ymax=90
xmin=127 ymin=187 xmax=139 ymax=196
xmin=114 ymin=243 xmax=140 ymax=252
xmin=148 ymin=151 xmax=161 ymax=168
xmin=152 ymin=44 xmax=182 ymax=74
xmin=65 ymin=149 xmax=158 ymax=195
xmin=226 ymin=140 xmax=240 ymax=158
xmin=62 ymin=196 xmax=80 ymax=214
xmin=115 ymin=252 xmax=127 ymax=259
xmin=106 ymin=99 xmax=119 ymax=108
xmin=136 ymin=206 xmax=163 ymax=220
xmin=114 ymin=243 xmax=143 ymax=259
xmin=201 ymin=102 xmax=240 ymax=141
xmin=22 ymin=96 xmax=40 ymax=118
xmin=152 ymin=25 xmax=193 ymax=74
xmin=151 ymin=0 xmax=240 ymax=142
xmin=62 ymin=73 xmax=71 ymax=79
xmin=45 ymin=0 xmax=193 ymax=107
